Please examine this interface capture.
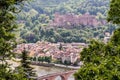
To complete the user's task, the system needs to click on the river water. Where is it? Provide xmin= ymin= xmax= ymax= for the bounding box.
xmin=8 ymin=60 xmax=75 ymax=80
xmin=32 ymin=65 xmax=75 ymax=80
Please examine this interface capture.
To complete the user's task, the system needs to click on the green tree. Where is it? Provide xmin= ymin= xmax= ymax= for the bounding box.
xmin=59 ymin=43 xmax=63 ymax=50
xmin=0 ymin=0 xmax=29 ymax=80
xmin=41 ymin=56 xmax=45 ymax=63
xmin=74 ymin=0 xmax=120 ymax=80
xmin=107 ymin=0 xmax=120 ymax=24
xmin=64 ymin=60 xmax=71 ymax=65
xmin=74 ymin=40 xmax=120 ymax=80
xmin=32 ymin=57 xmax=36 ymax=61
xmin=19 ymin=48 xmax=36 ymax=79
xmin=46 ymin=56 xmax=52 ymax=63
xmin=38 ymin=56 xmax=42 ymax=62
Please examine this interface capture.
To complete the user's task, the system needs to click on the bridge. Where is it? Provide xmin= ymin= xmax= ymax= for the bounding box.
xmin=37 ymin=70 xmax=76 ymax=80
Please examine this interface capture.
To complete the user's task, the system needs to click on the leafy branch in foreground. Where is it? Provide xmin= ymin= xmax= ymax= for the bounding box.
xmin=0 ymin=0 xmax=32 ymax=80
xmin=74 ymin=0 xmax=120 ymax=79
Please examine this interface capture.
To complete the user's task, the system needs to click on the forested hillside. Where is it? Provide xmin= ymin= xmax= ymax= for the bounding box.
xmin=16 ymin=0 xmax=116 ymax=43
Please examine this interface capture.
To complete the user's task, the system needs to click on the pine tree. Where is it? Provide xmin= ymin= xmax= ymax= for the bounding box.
xmin=0 ymin=0 xmax=28 ymax=79
xmin=20 ymin=48 xmax=36 ymax=79
xmin=59 ymin=43 xmax=63 ymax=50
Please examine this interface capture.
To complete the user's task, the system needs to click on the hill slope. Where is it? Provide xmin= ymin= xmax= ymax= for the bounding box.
xmin=16 ymin=0 xmax=116 ymax=43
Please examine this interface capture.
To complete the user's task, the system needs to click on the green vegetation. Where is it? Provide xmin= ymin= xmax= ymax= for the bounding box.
xmin=74 ymin=0 xmax=120 ymax=79
xmin=64 ymin=60 xmax=71 ymax=66
xmin=1 ymin=0 xmax=120 ymax=79
xmin=19 ymin=49 xmax=36 ymax=79
xmin=107 ymin=0 xmax=120 ymax=24
xmin=0 ymin=0 xmax=36 ymax=80
xmin=16 ymin=0 xmax=116 ymax=43
xmin=32 ymin=56 xmax=52 ymax=63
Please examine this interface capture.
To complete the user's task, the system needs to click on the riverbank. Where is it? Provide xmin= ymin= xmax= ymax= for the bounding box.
xmin=7 ymin=59 xmax=80 ymax=70
xmin=31 ymin=61 xmax=80 ymax=70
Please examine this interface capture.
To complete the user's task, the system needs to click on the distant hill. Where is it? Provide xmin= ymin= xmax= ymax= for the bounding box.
xmin=16 ymin=0 xmax=116 ymax=43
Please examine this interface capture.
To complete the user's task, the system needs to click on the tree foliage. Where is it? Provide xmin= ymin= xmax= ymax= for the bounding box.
xmin=0 ymin=0 xmax=31 ymax=80
xmin=18 ymin=49 xmax=36 ymax=79
xmin=74 ymin=0 xmax=120 ymax=79
xmin=74 ymin=39 xmax=120 ymax=79
xmin=16 ymin=0 xmax=116 ymax=43
xmin=107 ymin=0 xmax=120 ymax=24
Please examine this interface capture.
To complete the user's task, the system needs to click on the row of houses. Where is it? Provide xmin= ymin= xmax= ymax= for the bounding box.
xmin=14 ymin=41 xmax=87 ymax=64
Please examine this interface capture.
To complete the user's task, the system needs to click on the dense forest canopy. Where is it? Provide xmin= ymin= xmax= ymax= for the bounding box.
xmin=16 ymin=0 xmax=114 ymax=43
